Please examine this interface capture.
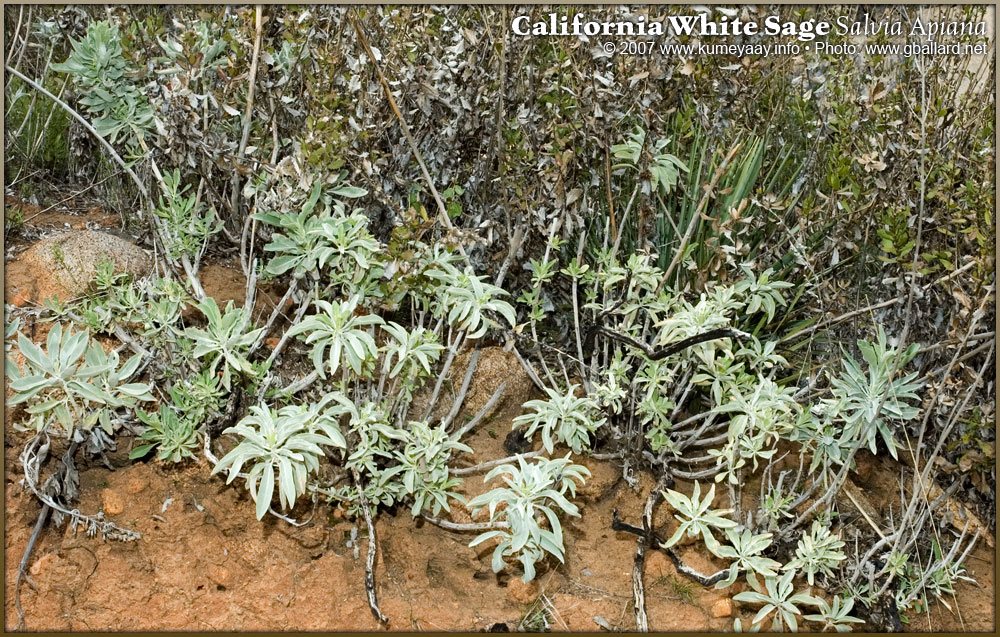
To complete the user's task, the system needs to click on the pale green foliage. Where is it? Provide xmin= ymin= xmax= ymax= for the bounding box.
xmin=154 ymin=169 xmax=224 ymax=260
xmin=803 ymin=595 xmax=864 ymax=632
xmin=733 ymin=266 xmax=794 ymax=323
xmin=784 ymin=521 xmax=847 ymax=585
xmin=131 ymin=401 xmax=199 ymax=463
xmin=895 ymin=538 xmax=976 ymax=613
xmin=287 ymin=297 xmax=383 ymax=379
xmin=253 ymin=181 xmax=376 ymax=283
xmin=6 ymin=324 xmax=153 ymax=436
xmin=823 ymin=327 xmax=923 ymax=459
xmin=396 ymin=420 xmax=471 ymax=517
xmin=185 ymin=297 xmax=265 ymax=389
xmin=592 ymin=351 xmax=627 ymax=415
xmin=661 ymin=481 xmax=737 ymax=556
xmin=733 ymin=571 xmax=823 ymax=632
xmin=512 ymin=385 xmax=605 ymax=454
xmin=791 ymin=409 xmax=853 ymax=477
xmin=323 ymin=394 xmax=407 ymax=513
xmin=760 ymin=485 xmax=795 ymax=530
xmin=51 ymin=21 xmax=155 ymax=149
xmin=429 ymin=264 xmax=517 ymax=338
xmin=382 ymin=322 xmax=444 ymax=394
xmin=635 ymin=360 xmax=676 ymax=436
xmin=611 ymin=126 xmax=688 ymax=196
xmin=714 ymin=528 xmax=782 ymax=588
xmin=213 ymin=396 xmax=347 ymax=519
xmin=711 ymin=376 xmax=799 ymax=484
xmin=469 ymin=455 xmax=590 ymax=582
xmin=5 ymin=306 xmax=20 ymax=351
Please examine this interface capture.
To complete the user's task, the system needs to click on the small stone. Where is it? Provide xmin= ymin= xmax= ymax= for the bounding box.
xmin=11 ymin=291 xmax=29 ymax=307
xmin=101 ymin=488 xmax=125 ymax=515
xmin=125 ymin=476 xmax=146 ymax=494
xmin=711 ymin=598 xmax=734 ymax=618
xmin=207 ymin=565 xmax=233 ymax=588
xmin=506 ymin=577 xmax=539 ymax=604
xmin=575 ymin=456 xmax=620 ymax=502
xmin=265 ymin=337 xmax=281 ymax=350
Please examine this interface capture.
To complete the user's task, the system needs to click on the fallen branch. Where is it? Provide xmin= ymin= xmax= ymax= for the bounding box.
xmin=440 ymin=348 xmax=481 ymax=429
xmin=420 ymin=514 xmax=507 ymax=532
xmin=451 ymin=449 xmax=545 ymax=476
xmin=15 ymin=499 xmax=50 ymax=631
xmin=352 ymin=469 xmax=388 ymax=625
xmin=612 ymin=509 xmax=729 ymax=588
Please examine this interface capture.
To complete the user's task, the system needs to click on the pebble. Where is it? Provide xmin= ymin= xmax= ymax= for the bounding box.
xmin=101 ymin=488 xmax=125 ymax=515
xmin=711 ymin=598 xmax=733 ymax=618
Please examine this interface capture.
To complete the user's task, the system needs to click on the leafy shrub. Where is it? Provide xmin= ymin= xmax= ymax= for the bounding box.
xmin=51 ymin=20 xmax=154 ymax=149
xmin=7 ymin=324 xmax=153 ymax=435
xmin=661 ymin=481 xmax=737 ymax=557
xmin=185 ymin=297 xmax=265 ymax=389
xmin=823 ymin=327 xmax=923 ymax=460
xmin=130 ymin=401 xmax=199 ymax=463
xmin=469 ymin=455 xmax=589 ymax=582
xmin=213 ymin=397 xmax=347 ymax=519
xmin=396 ymin=420 xmax=471 ymax=517
xmin=512 ymin=384 xmax=605 ymax=454
xmin=428 ymin=264 xmax=517 ymax=339
xmin=734 ymin=571 xmax=822 ymax=632
xmin=784 ymin=521 xmax=846 ymax=586
xmin=714 ymin=528 xmax=782 ymax=588
xmin=287 ymin=297 xmax=383 ymax=379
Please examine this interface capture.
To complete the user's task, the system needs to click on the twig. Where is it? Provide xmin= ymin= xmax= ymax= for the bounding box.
xmin=440 ymin=348 xmax=481 ymax=429
xmin=628 ymin=475 xmax=670 ymax=632
xmin=592 ymin=326 xmax=749 ymax=361
xmin=249 ymin=279 xmax=297 ymax=355
xmin=451 ymin=449 xmax=545 ymax=476
xmin=352 ymin=469 xmax=388 ymax=625
xmin=509 ymin=340 xmax=547 ymax=392
xmin=15 ymin=502 xmax=50 ymax=631
xmin=612 ymin=509 xmax=730 ymax=587
xmin=228 ymin=5 xmax=263 ymax=221
xmin=420 ymin=514 xmax=507 ymax=532
xmin=264 ymin=292 xmax=312 ymax=369
xmin=279 ymin=369 xmax=319 ymax=396
xmin=571 ymin=229 xmax=590 ymax=390
xmin=452 ymin=381 xmax=506 ymax=441
xmin=422 ymin=332 xmax=465 ymax=421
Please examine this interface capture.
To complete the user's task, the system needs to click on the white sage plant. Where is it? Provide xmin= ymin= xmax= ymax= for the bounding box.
xmin=469 ymin=455 xmax=590 ymax=582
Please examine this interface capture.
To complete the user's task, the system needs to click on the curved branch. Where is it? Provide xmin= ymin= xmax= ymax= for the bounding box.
xmin=593 ymin=326 xmax=749 ymax=361
xmin=5 ymin=65 xmax=151 ymax=204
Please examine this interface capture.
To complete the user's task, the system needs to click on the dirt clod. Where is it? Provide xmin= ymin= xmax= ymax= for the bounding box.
xmin=100 ymin=488 xmax=125 ymax=515
xmin=645 ymin=550 xmax=673 ymax=579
